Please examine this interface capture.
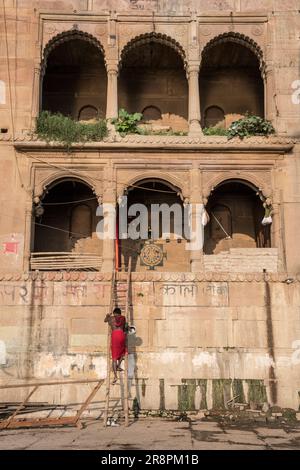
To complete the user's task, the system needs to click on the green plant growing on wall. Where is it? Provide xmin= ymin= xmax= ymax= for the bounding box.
xmin=111 ymin=108 xmax=143 ymax=135
xmin=203 ymin=126 xmax=228 ymax=136
xmin=227 ymin=114 xmax=275 ymax=139
xmin=36 ymin=111 xmax=108 ymax=149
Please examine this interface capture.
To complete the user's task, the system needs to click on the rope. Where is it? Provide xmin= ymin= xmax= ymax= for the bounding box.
xmin=211 ymin=211 xmax=232 ymax=239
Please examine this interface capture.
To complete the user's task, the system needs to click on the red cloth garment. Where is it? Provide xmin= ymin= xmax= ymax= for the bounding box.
xmin=113 ymin=315 xmax=126 ymax=329
xmin=111 ymin=329 xmax=126 ymax=361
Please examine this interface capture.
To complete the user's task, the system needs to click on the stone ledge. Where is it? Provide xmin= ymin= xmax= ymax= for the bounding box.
xmin=0 ymin=271 xmax=298 ymax=283
xmin=6 ymin=134 xmax=296 ymax=153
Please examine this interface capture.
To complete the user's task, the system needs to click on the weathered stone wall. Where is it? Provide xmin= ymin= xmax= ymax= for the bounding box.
xmin=0 ymin=1 xmax=299 ymax=411
xmin=0 ymin=273 xmax=300 ymax=410
xmin=204 ymin=248 xmax=279 ymax=273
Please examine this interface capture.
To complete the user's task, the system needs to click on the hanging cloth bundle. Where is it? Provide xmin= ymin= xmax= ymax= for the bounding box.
xmin=201 ymin=208 xmax=210 ymax=226
xmin=261 ymin=204 xmax=273 ymax=226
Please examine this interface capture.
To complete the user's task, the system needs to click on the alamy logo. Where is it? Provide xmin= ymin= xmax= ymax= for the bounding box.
xmin=95 ymin=197 xmax=206 ymax=251
xmin=291 ymin=80 xmax=300 ymax=105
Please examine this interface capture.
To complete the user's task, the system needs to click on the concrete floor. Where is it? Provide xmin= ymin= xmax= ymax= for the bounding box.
xmin=0 ymin=418 xmax=300 ymax=450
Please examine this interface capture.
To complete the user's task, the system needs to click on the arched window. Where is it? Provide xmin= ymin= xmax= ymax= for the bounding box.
xmin=204 ymin=106 xmax=225 ymax=128
xmin=142 ymin=106 xmax=162 ymax=121
xmin=78 ymin=105 xmax=99 ymax=121
xmin=70 ymin=204 xmax=92 ymax=240
xmin=42 ymin=36 xmax=107 ymax=118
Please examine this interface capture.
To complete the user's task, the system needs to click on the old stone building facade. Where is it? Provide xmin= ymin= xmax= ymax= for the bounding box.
xmin=0 ymin=0 xmax=299 ymax=412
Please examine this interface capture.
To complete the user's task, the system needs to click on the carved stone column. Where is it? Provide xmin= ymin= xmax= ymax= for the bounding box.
xmin=188 ymin=164 xmax=204 ymax=272
xmin=101 ymin=164 xmax=116 ymax=272
xmin=106 ymin=62 xmax=119 ymax=121
xmin=187 ymin=63 xmax=202 ymax=136
xmin=265 ymin=66 xmax=276 ymax=124
xmin=31 ymin=61 xmax=41 ymax=130
xmin=271 ymin=198 xmax=285 ymax=271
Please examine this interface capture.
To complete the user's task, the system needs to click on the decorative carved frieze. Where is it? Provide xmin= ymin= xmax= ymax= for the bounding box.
xmin=0 ymin=271 xmax=297 ymax=283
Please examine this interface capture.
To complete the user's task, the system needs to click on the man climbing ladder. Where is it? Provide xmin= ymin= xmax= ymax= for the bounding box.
xmin=104 ymin=307 xmax=127 ymax=384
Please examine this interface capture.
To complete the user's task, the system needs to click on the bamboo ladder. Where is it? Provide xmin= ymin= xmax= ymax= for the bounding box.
xmin=103 ymin=257 xmax=132 ymax=427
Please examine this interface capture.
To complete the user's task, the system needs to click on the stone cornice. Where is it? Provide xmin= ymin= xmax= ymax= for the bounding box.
xmin=40 ymin=12 xmax=268 ymax=22
xmin=0 ymin=271 xmax=298 ymax=283
xmin=11 ymin=135 xmax=295 ymax=154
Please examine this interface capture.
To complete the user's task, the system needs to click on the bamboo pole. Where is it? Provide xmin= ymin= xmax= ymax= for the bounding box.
xmin=103 ymin=269 xmax=115 ymax=427
xmin=124 ymin=257 xmax=132 ymax=427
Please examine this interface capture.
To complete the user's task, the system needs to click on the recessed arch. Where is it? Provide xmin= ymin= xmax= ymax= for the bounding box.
xmin=120 ymin=32 xmax=187 ymax=70
xmin=42 ymin=29 xmax=106 ymax=73
xmin=121 ymin=173 xmax=186 ymax=200
xmin=201 ymin=32 xmax=266 ymax=76
xmin=32 ymin=178 xmax=102 ymax=268
xmin=142 ymin=105 xmax=162 ymax=121
xmin=200 ymin=32 xmax=265 ymax=126
xmin=204 ymin=174 xmax=271 ymax=201
xmin=41 ymin=30 xmax=107 ymax=119
xmin=35 ymin=173 xmax=99 ymax=201
xmin=78 ymin=105 xmax=100 ymax=121
xmin=204 ymin=105 xmax=225 ymax=128
xmin=120 ymin=177 xmax=189 ymax=273
xmin=119 ymin=33 xmax=188 ymax=132
xmin=204 ymin=178 xmax=270 ymax=254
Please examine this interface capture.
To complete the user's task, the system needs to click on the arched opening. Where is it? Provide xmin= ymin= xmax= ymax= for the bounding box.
xmin=119 ymin=179 xmax=189 ymax=272
xmin=204 ymin=105 xmax=225 ymax=128
xmin=78 ymin=105 xmax=99 ymax=121
xmin=32 ymin=179 xmax=102 ymax=270
xmin=42 ymin=36 xmax=107 ymax=120
xmin=119 ymin=36 xmax=188 ymax=132
xmin=204 ymin=180 xmax=270 ymax=255
xmin=142 ymin=105 xmax=162 ymax=122
xmin=200 ymin=38 xmax=264 ymax=129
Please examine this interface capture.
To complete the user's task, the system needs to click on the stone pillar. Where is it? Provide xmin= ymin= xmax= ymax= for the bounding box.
xmin=271 ymin=200 xmax=285 ymax=271
xmin=188 ymin=164 xmax=204 ymax=272
xmin=23 ymin=199 xmax=33 ymax=272
xmin=101 ymin=164 xmax=116 ymax=272
xmin=187 ymin=63 xmax=202 ymax=136
xmin=31 ymin=61 xmax=41 ymax=130
xmin=106 ymin=62 xmax=119 ymax=121
xmin=265 ymin=66 xmax=276 ymax=124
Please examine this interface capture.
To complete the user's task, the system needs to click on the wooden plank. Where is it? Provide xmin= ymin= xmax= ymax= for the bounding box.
xmin=73 ymin=380 xmax=104 ymax=427
xmin=103 ymin=269 xmax=116 ymax=427
xmin=0 ymin=379 xmax=100 ymax=390
xmin=1 ymin=386 xmax=39 ymax=429
xmin=0 ymin=416 xmax=77 ymax=430
xmin=124 ymin=257 xmax=132 ymax=427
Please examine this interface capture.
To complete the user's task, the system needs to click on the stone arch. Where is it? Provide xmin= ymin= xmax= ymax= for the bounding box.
xmin=32 ymin=176 xmax=102 ymax=260
xmin=119 ymin=32 xmax=187 ymax=70
xmin=203 ymin=173 xmax=271 ymax=202
xmin=41 ymin=29 xmax=106 ymax=75
xmin=34 ymin=172 xmax=101 ymax=201
xmin=120 ymin=172 xmax=187 ymax=200
xmin=201 ymin=32 xmax=266 ymax=77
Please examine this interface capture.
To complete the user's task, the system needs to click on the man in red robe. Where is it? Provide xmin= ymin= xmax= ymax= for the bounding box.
xmin=104 ymin=307 xmax=127 ymax=384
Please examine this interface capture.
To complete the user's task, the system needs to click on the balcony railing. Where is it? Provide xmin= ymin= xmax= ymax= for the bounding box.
xmin=30 ymin=252 xmax=103 ymax=271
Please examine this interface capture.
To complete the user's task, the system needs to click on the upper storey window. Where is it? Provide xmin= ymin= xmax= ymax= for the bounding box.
xmin=200 ymin=39 xmax=264 ymax=129
xmin=42 ymin=37 xmax=107 ymax=120
xmin=119 ymin=35 xmax=188 ymax=133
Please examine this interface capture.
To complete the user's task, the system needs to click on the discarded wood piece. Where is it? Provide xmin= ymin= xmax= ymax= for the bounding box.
xmin=0 ymin=379 xmax=104 ymax=430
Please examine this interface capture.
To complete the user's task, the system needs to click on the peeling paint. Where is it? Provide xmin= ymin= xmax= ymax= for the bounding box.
xmin=33 ymin=353 xmax=106 ymax=379
xmin=192 ymin=352 xmax=218 ymax=367
xmin=150 ymin=351 xmax=186 ymax=364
